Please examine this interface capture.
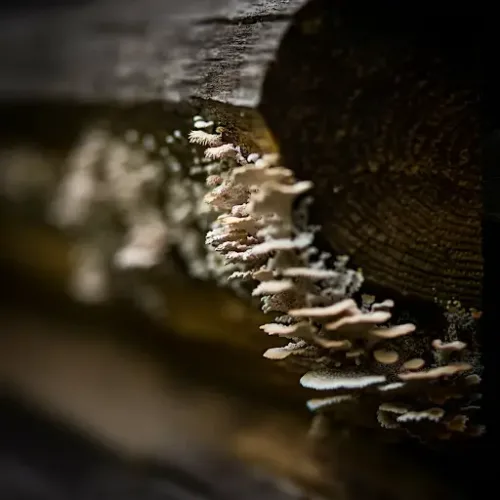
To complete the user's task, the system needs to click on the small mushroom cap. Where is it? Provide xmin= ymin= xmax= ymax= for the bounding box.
xmin=371 ymin=299 xmax=395 ymax=311
xmin=325 ymin=311 xmax=391 ymax=333
xmin=379 ymin=403 xmax=409 ymax=414
xmin=260 ymin=321 xmax=316 ymax=339
xmin=313 ymin=336 xmax=352 ymax=350
xmin=263 ymin=343 xmax=307 ymax=360
xmin=232 ymin=163 xmax=291 ymax=186
xmin=188 ymin=130 xmax=223 ymax=147
xmin=306 ymin=395 xmax=356 ymax=411
xmin=370 ymin=323 xmax=416 ymax=339
xmin=300 ymin=369 xmax=386 ymax=390
xmin=345 ymin=349 xmax=364 ymax=358
xmin=378 ymin=382 xmax=406 ymax=392
xmin=248 ymin=180 xmax=312 ymax=219
xmin=432 ymin=339 xmax=467 ymax=351
xmin=219 ymin=215 xmax=259 ymax=232
xmin=281 ymin=267 xmax=340 ymax=280
xmin=373 ymin=349 xmax=399 ymax=364
xmin=252 ymin=279 xmax=294 ymax=296
xmin=204 ymin=143 xmax=237 ymax=160
xmin=402 ymin=358 xmax=426 ymax=370
xmin=397 ymin=408 xmax=445 ymax=423
xmin=447 ymin=415 xmax=469 ymax=432
xmin=399 ymin=363 xmax=472 ymax=381
xmin=251 ymin=233 xmax=313 ymax=255
xmin=289 ymin=298 xmax=357 ymax=319
xmin=252 ymin=268 xmax=274 ymax=281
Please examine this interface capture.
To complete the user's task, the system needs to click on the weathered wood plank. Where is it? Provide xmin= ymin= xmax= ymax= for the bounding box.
xmin=0 ymin=0 xmax=307 ymax=106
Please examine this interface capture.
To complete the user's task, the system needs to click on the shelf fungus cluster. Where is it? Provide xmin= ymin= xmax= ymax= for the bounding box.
xmin=189 ymin=126 xmax=484 ymax=443
xmin=45 ymin=121 xmax=216 ymax=305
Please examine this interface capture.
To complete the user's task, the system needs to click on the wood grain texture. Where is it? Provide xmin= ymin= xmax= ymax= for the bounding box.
xmin=0 ymin=0 xmax=307 ymax=106
xmin=260 ymin=0 xmax=483 ymax=307
xmin=0 ymin=0 xmax=484 ymax=309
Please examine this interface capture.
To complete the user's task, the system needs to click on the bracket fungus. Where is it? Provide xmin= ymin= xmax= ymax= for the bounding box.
xmin=189 ymin=123 xmax=484 ymax=443
xmin=20 ymin=105 xmax=483 ymax=446
xmin=4 ymin=0 xmax=483 ymax=451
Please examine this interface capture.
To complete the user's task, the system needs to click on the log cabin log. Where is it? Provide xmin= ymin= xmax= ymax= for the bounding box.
xmin=0 ymin=0 xmax=307 ymax=107
xmin=0 ymin=0 xmax=486 ymax=308
xmin=0 ymin=0 xmax=494 ymax=498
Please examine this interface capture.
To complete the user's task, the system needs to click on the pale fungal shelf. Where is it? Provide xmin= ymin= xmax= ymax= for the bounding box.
xmin=47 ymin=120 xmax=218 ymax=305
xmin=36 ymin=114 xmax=483 ymax=443
xmin=189 ymin=123 xmax=484 ymax=443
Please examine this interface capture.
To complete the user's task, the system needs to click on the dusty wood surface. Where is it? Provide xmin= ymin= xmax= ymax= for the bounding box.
xmin=0 ymin=0 xmax=306 ymax=106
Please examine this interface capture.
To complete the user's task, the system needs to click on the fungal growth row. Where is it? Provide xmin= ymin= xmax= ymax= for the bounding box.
xmin=31 ymin=114 xmax=483 ymax=442
xmin=47 ymin=122 xmax=214 ymax=305
xmin=189 ymin=124 xmax=484 ymax=442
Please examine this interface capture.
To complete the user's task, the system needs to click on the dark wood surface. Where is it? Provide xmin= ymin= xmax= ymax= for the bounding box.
xmin=0 ymin=0 xmax=306 ymax=106
xmin=260 ymin=0 xmax=484 ymax=307
xmin=0 ymin=0 xmax=486 ymax=307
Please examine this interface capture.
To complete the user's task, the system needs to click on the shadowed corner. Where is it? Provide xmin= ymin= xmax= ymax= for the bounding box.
xmin=480 ymin=15 xmax=500 ymax=492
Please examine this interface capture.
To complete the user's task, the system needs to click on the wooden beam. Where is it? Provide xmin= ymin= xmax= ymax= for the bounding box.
xmin=0 ymin=0 xmax=307 ymax=106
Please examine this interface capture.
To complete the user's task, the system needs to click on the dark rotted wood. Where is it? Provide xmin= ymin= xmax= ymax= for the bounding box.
xmin=260 ymin=0 xmax=484 ymax=308
xmin=0 ymin=0 xmax=307 ymax=107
